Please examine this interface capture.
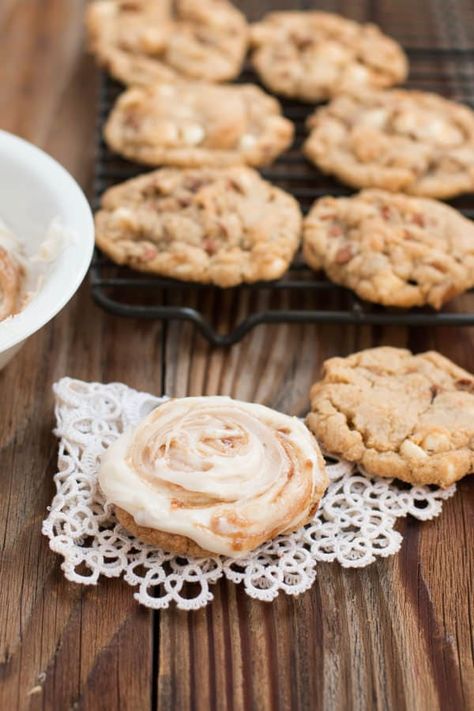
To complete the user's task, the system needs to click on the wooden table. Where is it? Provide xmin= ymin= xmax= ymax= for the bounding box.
xmin=1 ymin=1 xmax=473 ymax=709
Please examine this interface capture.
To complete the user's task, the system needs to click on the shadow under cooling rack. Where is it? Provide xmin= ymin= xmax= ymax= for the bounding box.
xmin=91 ymin=45 xmax=474 ymax=345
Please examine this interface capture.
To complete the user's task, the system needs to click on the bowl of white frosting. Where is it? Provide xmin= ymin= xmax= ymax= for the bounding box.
xmin=0 ymin=130 xmax=94 ymax=369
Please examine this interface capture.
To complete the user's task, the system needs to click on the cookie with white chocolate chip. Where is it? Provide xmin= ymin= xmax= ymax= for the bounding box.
xmin=86 ymin=0 xmax=248 ymax=86
xmin=307 ymin=347 xmax=474 ymax=487
xmin=250 ymin=11 xmax=407 ymax=103
xmin=303 ymin=190 xmax=474 ymax=309
xmin=304 ymin=90 xmax=474 ymax=199
xmin=104 ymin=82 xmax=294 ymax=168
xmin=94 ymin=166 xmax=302 ymax=287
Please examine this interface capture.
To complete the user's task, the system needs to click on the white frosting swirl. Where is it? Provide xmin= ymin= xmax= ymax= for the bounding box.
xmin=99 ymin=396 xmax=328 ymax=557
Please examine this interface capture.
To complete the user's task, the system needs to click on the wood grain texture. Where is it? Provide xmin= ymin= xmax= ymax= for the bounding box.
xmin=0 ymin=1 xmax=473 ymax=710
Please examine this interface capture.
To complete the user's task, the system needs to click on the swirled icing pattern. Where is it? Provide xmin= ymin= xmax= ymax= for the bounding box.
xmin=99 ymin=396 xmax=328 ymax=556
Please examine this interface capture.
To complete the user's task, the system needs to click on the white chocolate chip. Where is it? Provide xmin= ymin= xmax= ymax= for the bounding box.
xmin=158 ymin=84 xmax=175 ymax=97
xmin=113 ymin=207 xmax=137 ymax=229
xmin=400 ymin=440 xmax=428 ymax=460
xmin=239 ymin=133 xmax=258 ymax=150
xmin=360 ymin=108 xmax=389 ymax=129
xmin=420 ymin=432 xmax=451 ymax=453
xmin=181 ymin=124 xmax=205 ymax=145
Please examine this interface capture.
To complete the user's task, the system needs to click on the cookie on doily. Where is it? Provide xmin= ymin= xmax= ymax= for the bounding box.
xmin=42 ymin=378 xmax=456 ymax=609
xmin=86 ymin=0 xmax=248 ymax=86
xmin=94 ymin=166 xmax=302 ymax=287
xmin=99 ymin=395 xmax=329 ymax=558
xmin=249 ymin=11 xmax=407 ymax=102
xmin=304 ymin=90 xmax=474 ymax=199
xmin=307 ymin=347 xmax=474 ymax=487
xmin=104 ymin=82 xmax=294 ymax=168
xmin=303 ymin=190 xmax=474 ymax=309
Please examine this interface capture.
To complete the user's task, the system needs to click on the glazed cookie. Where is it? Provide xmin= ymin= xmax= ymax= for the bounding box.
xmin=86 ymin=0 xmax=248 ymax=86
xmin=249 ymin=11 xmax=407 ymax=102
xmin=99 ymin=396 xmax=328 ymax=557
xmin=95 ymin=167 xmax=302 ymax=287
xmin=307 ymin=347 xmax=474 ymax=487
xmin=303 ymin=190 xmax=474 ymax=309
xmin=104 ymin=82 xmax=294 ymax=168
xmin=304 ymin=90 xmax=474 ymax=199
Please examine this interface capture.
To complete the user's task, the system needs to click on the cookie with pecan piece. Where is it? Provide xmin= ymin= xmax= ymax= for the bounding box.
xmin=250 ymin=11 xmax=407 ymax=102
xmin=86 ymin=0 xmax=248 ymax=86
xmin=304 ymin=90 xmax=474 ymax=199
xmin=95 ymin=167 xmax=301 ymax=287
xmin=307 ymin=347 xmax=474 ymax=487
xmin=303 ymin=190 xmax=474 ymax=309
xmin=104 ymin=82 xmax=293 ymax=168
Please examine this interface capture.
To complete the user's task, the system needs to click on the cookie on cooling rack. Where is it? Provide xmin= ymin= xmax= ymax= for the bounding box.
xmin=307 ymin=347 xmax=474 ymax=488
xmin=99 ymin=396 xmax=328 ymax=557
xmin=249 ymin=11 xmax=407 ymax=103
xmin=104 ymin=82 xmax=294 ymax=168
xmin=304 ymin=89 xmax=474 ymax=199
xmin=86 ymin=0 xmax=248 ymax=86
xmin=94 ymin=167 xmax=302 ymax=287
xmin=303 ymin=190 xmax=474 ymax=309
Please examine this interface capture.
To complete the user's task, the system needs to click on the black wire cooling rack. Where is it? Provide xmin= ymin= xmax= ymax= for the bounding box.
xmin=91 ymin=39 xmax=474 ymax=345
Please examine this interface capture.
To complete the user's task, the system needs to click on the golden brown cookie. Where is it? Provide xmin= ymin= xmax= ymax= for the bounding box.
xmin=116 ymin=507 xmax=215 ymax=558
xmin=104 ymin=82 xmax=294 ymax=168
xmin=307 ymin=347 xmax=474 ymax=487
xmin=304 ymin=90 xmax=474 ymax=199
xmin=99 ymin=396 xmax=328 ymax=557
xmin=95 ymin=167 xmax=302 ymax=287
xmin=250 ymin=11 xmax=407 ymax=102
xmin=86 ymin=0 xmax=248 ymax=86
xmin=303 ymin=190 xmax=474 ymax=309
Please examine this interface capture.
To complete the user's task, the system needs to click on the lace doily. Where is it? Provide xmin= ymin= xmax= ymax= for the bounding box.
xmin=42 ymin=378 xmax=456 ymax=610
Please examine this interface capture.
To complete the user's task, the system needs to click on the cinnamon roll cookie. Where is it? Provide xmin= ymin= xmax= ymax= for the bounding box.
xmin=249 ymin=12 xmax=407 ymax=102
xmin=104 ymin=82 xmax=294 ymax=168
xmin=86 ymin=0 xmax=248 ymax=86
xmin=303 ymin=190 xmax=474 ymax=309
xmin=304 ymin=90 xmax=474 ymax=199
xmin=307 ymin=347 xmax=474 ymax=488
xmin=99 ymin=396 xmax=328 ymax=557
xmin=95 ymin=167 xmax=302 ymax=287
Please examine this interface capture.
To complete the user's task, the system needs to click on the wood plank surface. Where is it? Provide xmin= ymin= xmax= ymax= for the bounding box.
xmin=0 ymin=1 xmax=473 ymax=710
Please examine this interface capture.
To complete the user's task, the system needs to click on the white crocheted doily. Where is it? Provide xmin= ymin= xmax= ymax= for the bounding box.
xmin=42 ymin=378 xmax=456 ymax=610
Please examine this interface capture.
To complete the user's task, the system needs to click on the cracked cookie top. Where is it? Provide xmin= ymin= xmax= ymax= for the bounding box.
xmin=303 ymin=190 xmax=474 ymax=309
xmin=249 ymin=11 xmax=407 ymax=102
xmin=307 ymin=347 xmax=474 ymax=487
xmin=86 ymin=0 xmax=248 ymax=86
xmin=104 ymin=82 xmax=294 ymax=168
xmin=304 ymin=90 xmax=474 ymax=199
xmin=94 ymin=166 xmax=302 ymax=287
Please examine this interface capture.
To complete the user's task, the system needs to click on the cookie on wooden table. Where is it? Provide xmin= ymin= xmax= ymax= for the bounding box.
xmin=104 ymin=82 xmax=294 ymax=168
xmin=304 ymin=90 xmax=474 ymax=199
xmin=249 ymin=11 xmax=407 ymax=102
xmin=86 ymin=0 xmax=248 ymax=86
xmin=99 ymin=396 xmax=328 ymax=558
xmin=307 ymin=347 xmax=474 ymax=487
xmin=303 ymin=190 xmax=474 ymax=309
xmin=94 ymin=167 xmax=302 ymax=287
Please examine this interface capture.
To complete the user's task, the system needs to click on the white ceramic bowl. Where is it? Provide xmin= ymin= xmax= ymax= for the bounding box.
xmin=0 ymin=131 xmax=94 ymax=369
